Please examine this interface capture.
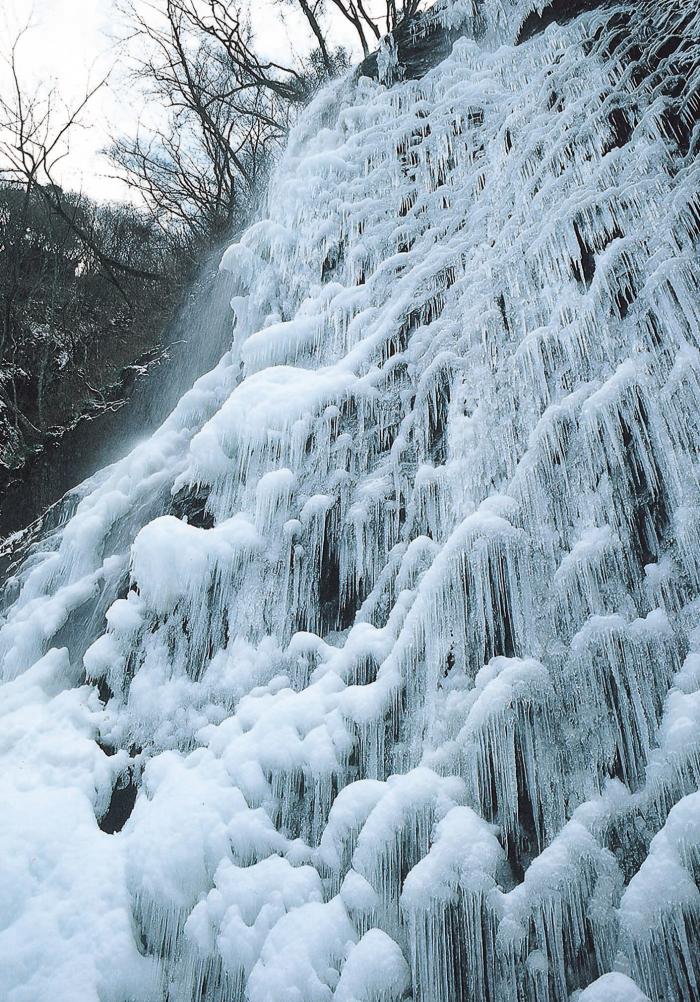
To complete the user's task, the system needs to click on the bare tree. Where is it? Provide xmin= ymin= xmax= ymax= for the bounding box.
xmin=282 ymin=0 xmax=336 ymax=73
xmin=0 ymin=25 xmax=175 ymax=446
xmin=110 ymin=0 xmax=312 ymax=251
xmin=0 ymin=26 xmax=163 ymax=311
xmin=170 ymin=0 xmax=311 ymax=101
xmin=108 ymin=0 xmax=358 ymax=253
xmin=294 ymin=0 xmax=424 ymax=58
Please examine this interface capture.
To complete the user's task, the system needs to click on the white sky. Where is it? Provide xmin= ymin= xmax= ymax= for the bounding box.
xmin=0 ymin=0 xmax=366 ymax=201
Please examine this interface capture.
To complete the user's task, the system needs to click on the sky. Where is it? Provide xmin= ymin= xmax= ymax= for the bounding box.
xmin=0 ymin=0 xmax=365 ymax=202
xmin=2 ymin=0 xmax=135 ymax=200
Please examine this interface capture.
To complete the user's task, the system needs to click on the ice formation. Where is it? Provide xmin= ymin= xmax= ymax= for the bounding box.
xmin=1 ymin=1 xmax=699 ymax=1000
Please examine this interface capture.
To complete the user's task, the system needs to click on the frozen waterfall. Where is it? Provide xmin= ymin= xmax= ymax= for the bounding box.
xmin=1 ymin=1 xmax=699 ymax=1000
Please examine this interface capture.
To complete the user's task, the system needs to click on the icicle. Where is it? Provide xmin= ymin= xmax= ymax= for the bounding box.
xmin=401 ymin=805 xmax=505 ymax=1002
xmin=351 ymin=768 xmax=465 ymax=938
xmin=620 ymin=792 xmax=700 ymax=1002
xmin=563 ymin=611 xmax=680 ymax=792
xmin=499 ymin=819 xmax=623 ymax=1002
xmin=458 ymin=656 xmax=563 ymax=853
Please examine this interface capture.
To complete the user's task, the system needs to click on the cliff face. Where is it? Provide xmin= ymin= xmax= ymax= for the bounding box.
xmin=0 ymin=252 xmax=237 ymax=544
xmin=1 ymin=3 xmax=699 ymax=1001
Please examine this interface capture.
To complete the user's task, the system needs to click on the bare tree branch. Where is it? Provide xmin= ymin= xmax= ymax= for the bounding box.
xmin=0 ymin=31 xmax=163 ymax=306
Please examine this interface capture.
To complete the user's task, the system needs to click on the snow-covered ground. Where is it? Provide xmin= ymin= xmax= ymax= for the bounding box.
xmin=1 ymin=1 xmax=699 ymax=1000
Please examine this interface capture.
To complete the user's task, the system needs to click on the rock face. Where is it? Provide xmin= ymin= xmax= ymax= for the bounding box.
xmin=0 ymin=251 xmax=237 ymax=543
xmin=1 ymin=2 xmax=699 ymax=1001
xmin=357 ymin=8 xmax=466 ymax=81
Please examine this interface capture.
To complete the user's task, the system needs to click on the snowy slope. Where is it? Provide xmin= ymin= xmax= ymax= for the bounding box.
xmin=1 ymin=2 xmax=700 ymax=1000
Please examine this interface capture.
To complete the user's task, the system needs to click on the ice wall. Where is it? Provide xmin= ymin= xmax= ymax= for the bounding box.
xmin=1 ymin=1 xmax=699 ymax=1000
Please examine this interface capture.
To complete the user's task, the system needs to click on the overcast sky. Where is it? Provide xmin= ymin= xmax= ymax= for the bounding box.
xmin=0 ymin=0 xmax=364 ymax=201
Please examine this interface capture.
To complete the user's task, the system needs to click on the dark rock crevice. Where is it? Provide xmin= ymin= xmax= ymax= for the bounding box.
xmin=98 ymin=772 xmax=139 ymax=834
xmin=516 ymin=0 xmax=612 ymax=44
xmin=356 ymin=12 xmax=467 ymax=83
